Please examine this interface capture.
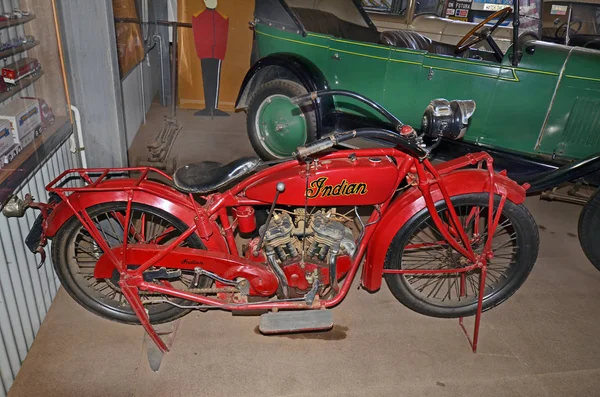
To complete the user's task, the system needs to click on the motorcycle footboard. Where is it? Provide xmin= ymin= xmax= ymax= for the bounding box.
xmin=259 ymin=310 xmax=333 ymax=334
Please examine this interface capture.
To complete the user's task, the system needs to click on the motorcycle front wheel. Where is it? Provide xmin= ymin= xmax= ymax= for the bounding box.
xmin=384 ymin=193 xmax=539 ymax=318
xmin=52 ymin=202 xmax=211 ymax=324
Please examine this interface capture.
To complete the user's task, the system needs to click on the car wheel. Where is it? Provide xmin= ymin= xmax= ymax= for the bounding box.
xmin=578 ymin=187 xmax=600 ymax=272
xmin=246 ymin=79 xmax=317 ymax=160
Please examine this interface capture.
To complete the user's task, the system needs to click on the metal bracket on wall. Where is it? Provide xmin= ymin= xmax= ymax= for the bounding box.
xmin=115 ymin=18 xmax=193 ymax=173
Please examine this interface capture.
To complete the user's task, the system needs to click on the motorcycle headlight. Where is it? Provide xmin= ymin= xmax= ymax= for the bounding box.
xmin=421 ymin=99 xmax=476 ymax=140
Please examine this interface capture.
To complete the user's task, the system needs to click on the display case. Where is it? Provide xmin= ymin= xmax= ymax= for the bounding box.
xmin=0 ymin=0 xmax=72 ymax=207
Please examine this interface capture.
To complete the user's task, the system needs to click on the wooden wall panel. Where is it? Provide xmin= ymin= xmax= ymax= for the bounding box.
xmin=177 ymin=0 xmax=255 ymax=113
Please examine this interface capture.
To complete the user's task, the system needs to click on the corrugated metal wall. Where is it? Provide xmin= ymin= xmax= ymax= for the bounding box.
xmin=0 ymin=137 xmax=79 ymax=397
xmin=1 ymin=0 xmax=63 ymax=394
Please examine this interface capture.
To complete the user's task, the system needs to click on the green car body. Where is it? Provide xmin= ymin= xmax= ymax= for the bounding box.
xmin=237 ymin=1 xmax=600 ymax=163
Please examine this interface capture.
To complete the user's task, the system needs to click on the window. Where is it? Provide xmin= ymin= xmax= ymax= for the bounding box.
xmin=361 ymin=0 xmax=407 ymax=15
xmin=414 ymin=0 xmax=445 ymax=16
xmin=361 ymin=0 xmax=445 ymax=17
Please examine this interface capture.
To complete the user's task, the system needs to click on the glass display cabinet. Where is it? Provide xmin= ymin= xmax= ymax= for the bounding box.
xmin=0 ymin=0 xmax=73 ymax=207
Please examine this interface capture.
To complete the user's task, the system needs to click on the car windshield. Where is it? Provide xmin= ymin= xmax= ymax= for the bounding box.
xmin=571 ymin=4 xmax=600 ymax=35
xmin=414 ymin=0 xmax=446 ymax=16
xmin=542 ymin=2 xmax=600 ymax=42
xmin=361 ymin=0 xmax=445 ymax=17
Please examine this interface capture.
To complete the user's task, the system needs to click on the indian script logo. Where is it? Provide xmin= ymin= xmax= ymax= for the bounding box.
xmin=181 ymin=259 xmax=203 ymax=265
xmin=306 ymin=177 xmax=368 ymax=198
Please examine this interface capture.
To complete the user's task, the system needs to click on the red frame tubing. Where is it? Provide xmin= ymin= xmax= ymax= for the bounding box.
xmin=120 ymin=281 xmax=169 ymax=353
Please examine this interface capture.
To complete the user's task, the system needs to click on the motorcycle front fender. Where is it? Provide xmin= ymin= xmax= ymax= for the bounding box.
xmin=43 ymin=179 xmax=228 ymax=253
xmin=361 ymin=168 xmax=527 ymax=292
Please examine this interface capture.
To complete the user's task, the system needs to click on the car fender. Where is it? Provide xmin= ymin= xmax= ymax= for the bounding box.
xmin=361 ymin=168 xmax=527 ymax=292
xmin=44 ymin=179 xmax=228 ymax=253
xmin=235 ymin=53 xmax=332 ymax=137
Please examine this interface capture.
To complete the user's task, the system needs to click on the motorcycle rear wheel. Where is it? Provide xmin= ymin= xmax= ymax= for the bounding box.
xmin=384 ymin=193 xmax=538 ymax=318
xmin=52 ymin=202 xmax=210 ymax=325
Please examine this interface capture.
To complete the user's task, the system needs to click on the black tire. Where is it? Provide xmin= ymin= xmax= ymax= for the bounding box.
xmin=578 ymin=187 xmax=600 ymax=271
xmin=246 ymin=79 xmax=317 ymax=160
xmin=384 ymin=193 xmax=539 ymax=318
xmin=52 ymin=202 xmax=210 ymax=325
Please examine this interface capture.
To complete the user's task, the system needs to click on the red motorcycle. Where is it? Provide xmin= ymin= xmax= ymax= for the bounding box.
xmin=7 ymin=91 xmax=538 ymax=354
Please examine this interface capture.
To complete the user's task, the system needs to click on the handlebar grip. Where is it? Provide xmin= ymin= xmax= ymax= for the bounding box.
xmin=295 ymin=139 xmax=335 ymax=159
xmin=291 ymin=91 xmax=319 ymax=105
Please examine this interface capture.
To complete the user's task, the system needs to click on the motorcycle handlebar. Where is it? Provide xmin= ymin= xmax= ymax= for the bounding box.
xmin=295 ymin=128 xmax=427 ymax=160
xmin=295 ymin=137 xmax=336 ymax=160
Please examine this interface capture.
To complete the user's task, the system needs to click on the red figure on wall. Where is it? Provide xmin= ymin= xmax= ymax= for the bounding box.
xmin=192 ymin=0 xmax=229 ymax=117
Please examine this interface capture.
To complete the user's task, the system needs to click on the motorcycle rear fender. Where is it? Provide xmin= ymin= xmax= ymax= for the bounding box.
xmin=44 ymin=179 xmax=228 ymax=252
xmin=362 ymin=168 xmax=527 ymax=292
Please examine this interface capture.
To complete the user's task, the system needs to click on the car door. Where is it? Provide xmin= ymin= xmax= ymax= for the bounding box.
xmin=325 ymin=36 xmax=391 ymax=120
xmin=381 ymin=47 xmax=427 ymax=128
xmin=413 ymin=53 xmax=502 ymax=141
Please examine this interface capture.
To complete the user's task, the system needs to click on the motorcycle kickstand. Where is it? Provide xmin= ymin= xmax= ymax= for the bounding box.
xmin=144 ymin=318 xmax=183 ymax=372
xmin=120 ymin=282 xmax=180 ymax=371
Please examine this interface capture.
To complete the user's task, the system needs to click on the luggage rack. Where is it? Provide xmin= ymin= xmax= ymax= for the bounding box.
xmin=46 ymin=166 xmax=174 ymax=194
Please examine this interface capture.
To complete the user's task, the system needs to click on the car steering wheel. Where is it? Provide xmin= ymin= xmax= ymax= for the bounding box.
xmin=556 ymin=19 xmax=582 ymax=40
xmin=455 ymin=7 xmax=512 ymax=61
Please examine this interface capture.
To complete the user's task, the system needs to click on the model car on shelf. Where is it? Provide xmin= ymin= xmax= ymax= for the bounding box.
xmin=0 ymin=98 xmax=46 ymax=160
xmin=12 ymin=8 xmax=30 ymax=19
xmin=2 ymin=57 xmax=41 ymax=84
xmin=0 ymin=119 xmax=16 ymax=168
xmin=0 ymin=36 xmax=37 ymax=52
xmin=21 ymin=96 xmax=55 ymax=131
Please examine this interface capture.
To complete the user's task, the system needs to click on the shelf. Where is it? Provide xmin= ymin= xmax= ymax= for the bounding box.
xmin=0 ymin=69 xmax=43 ymax=103
xmin=0 ymin=117 xmax=72 ymax=206
xmin=0 ymin=14 xmax=36 ymax=31
xmin=0 ymin=40 xmax=39 ymax=61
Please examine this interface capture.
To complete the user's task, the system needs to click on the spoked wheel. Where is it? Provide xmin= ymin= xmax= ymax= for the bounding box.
xmin=384 ymin=193 xmax=538 ymax=318
xmin=52 ymin=202 xmax=211 ymax=324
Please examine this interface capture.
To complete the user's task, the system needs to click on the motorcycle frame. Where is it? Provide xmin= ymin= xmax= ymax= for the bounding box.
xmin=43 ymin=148 xmax=520 ymax=353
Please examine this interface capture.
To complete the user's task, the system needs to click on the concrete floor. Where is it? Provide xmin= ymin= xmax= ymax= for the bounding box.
xmin=8 ymin=103 xmax=600 ymax=397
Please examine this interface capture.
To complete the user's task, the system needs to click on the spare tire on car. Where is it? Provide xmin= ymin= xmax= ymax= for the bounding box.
xmin=246 ymin=79 xmax=317 ymax=160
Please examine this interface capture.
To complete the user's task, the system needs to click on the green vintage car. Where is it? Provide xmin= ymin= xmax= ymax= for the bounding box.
xmin=236 ymin=0 xmax=600 ymax=175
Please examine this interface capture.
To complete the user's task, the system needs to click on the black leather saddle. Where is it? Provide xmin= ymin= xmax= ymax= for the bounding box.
xmin=173 ymin=157 xmax=261 ymax=194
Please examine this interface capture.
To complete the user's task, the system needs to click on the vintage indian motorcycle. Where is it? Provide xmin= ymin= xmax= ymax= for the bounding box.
xmin=5 ymin=91 xmax=539 ymax=353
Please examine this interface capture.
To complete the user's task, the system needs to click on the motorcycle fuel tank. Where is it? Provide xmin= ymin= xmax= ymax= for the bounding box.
xmin=245 ymin=155 xmax=400 ymax=206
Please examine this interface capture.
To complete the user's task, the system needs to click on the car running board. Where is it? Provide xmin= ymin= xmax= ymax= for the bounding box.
xmin=258 ymin=310 xmax=333 ymax=334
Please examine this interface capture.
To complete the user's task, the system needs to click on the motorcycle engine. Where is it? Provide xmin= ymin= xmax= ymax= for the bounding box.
xmin=258 ymin=209 xmax=356 ymax=293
